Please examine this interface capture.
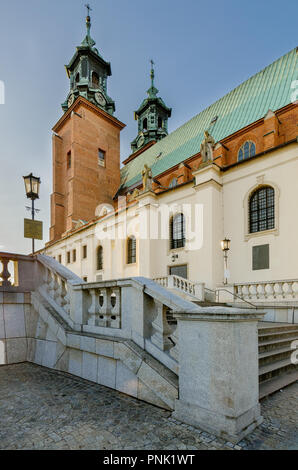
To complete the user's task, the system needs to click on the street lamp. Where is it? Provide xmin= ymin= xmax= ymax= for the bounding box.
xmin=23 ymin=173 xmax=41 ymax=254
xmin=221 ymin=237 xmax=231 ymax=285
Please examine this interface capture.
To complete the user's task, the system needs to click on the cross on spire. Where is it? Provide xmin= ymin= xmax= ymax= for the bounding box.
xmin=85 ymin=3 xmax=92 ymax=17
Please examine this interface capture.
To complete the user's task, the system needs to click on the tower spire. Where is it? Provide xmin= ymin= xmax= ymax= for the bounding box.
xmin=130 ymin=61 xmax=172 ymax=153
xmin=150 ymin=59 xmax=155 ymax=88
xmin=85 ymin=3 xmax=92 ymax=39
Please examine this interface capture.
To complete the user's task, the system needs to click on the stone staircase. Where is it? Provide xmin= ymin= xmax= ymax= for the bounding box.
xmin=258 ymin=322 xmax=298 ymax=399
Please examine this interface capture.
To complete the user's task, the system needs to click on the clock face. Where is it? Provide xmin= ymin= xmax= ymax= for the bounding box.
xmin=137 ymin=134 xmax=145 ymax=148
xmin=95 ymin=92 xmax=106 ymax=107
xmin=68 ymin=93 xmax=75 ymax=107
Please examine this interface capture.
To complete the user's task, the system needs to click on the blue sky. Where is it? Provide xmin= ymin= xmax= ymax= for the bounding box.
xmin=0 ymin=0 xmax=297 ymax=254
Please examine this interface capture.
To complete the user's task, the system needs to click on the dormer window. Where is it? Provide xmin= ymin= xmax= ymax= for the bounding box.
xmin=158 ymin=117 xmax=163 ymax=128
xmin=143 ymin=118 xmax=148 ymax=131
xmin=75 ymin=73 xmax=80 ymax=83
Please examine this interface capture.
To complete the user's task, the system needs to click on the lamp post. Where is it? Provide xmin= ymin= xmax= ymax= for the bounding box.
xmin=221 ymin=237 xmax=231 ymax=285
xmin=23 ymin=173 xmax=41 ymax=254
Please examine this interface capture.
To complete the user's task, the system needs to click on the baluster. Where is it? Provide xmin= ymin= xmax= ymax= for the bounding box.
xmin=98 ymin=288 xmax=108 ymax=327
xmin=0 ymin=257 xmax=11 ymax=287
xmin=48 ymin=270 xmax=55 ymax=298
xmin=60 ymin=279 xmax=68 ymax=309
xmin=169 ymin=322 xmax=179 ymax=362
xmin=88 ymin=288 xmax=99 ymax=326
xmin=110 ymin=287 xmax=121 ymax=328
xmin=150 ymin=300 xmax=173 ymax=351
xmin=265 ymin=283 xmax=274 ymax=299
xmin=273 ymin=282 xmax=283 ymax=299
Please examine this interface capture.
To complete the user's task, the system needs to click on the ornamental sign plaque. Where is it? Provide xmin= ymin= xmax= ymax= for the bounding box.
xmin=24 ymin=219 xmax=43 ymax=240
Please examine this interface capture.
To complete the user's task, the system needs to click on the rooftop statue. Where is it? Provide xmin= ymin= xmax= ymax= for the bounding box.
xmin=200 ymin=131 xmax=215 ymax=163
xmin=142 ymin=164 xmax=153 ymax=192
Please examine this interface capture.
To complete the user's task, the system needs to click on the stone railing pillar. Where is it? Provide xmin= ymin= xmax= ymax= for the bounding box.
xmin=172 ymin=308 xmax=265 ymax=443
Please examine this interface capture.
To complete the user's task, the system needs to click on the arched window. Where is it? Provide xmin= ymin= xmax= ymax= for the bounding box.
xmin=169 ymin=178 xmax=178 ymax=189
xmin=170 ymin=213 xmax=185 ymax=249
xmin=127 ymin=236 xmax=136 ymax=264
xmin=249 ymin=186 xmax=275 ymax=233
xmin=238 ymin=141 xmax=256 ymax=161
xmin=75 ymin=73 xmax=80 ymax=83
xmin=97 ymin=246 xmax=103 ymax=270
xmin=92 ymin=71 xmax=99 ymax=87
xmin=143 ymin=118 xmax=148 ymax=131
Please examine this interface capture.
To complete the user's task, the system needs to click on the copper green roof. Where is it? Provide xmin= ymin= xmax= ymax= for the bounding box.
xmin=121 ymin=47 xmax=297 ymax=189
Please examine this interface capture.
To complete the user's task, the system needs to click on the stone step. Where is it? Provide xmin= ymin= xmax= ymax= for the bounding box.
xmin=259 ymin=370 xmax=298 ymax=400
xmin=259 ymin=346 xmax=294 ymax=367
xmin=192 ymin=301 xmax=228 ymax=307
xmin=258 ymin=337 xmax=297 ymax=354
xmin=258 ymin=330 xmax=298 ymax=343
xmin=259 ymin=358 xmax=297 ymax=385
xmin=259 ymin=345 xmax=294 ymax=360
xmin=258 ymin=323 xmax=298 ymax=335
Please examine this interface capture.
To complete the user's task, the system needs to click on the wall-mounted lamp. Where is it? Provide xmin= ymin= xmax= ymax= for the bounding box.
xmin=221 ymin=237 xmax=231 ymax=285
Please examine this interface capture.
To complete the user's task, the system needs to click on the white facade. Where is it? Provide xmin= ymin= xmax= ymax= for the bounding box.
xmin=44 ymin=142 xmax=298 ymax=295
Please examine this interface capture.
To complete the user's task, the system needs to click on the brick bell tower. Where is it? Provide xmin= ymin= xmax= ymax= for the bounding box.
xmin=49 ymin=10 xmax=125 ymax=242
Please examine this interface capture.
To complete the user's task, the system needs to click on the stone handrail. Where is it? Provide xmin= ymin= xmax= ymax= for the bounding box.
xmin=234 ymin=279 xmax=298 ymax=302
xmin=153 ymin=275 xmax=205 ymax=301
xmin=35 ymin=254 xmax=86 ymax=329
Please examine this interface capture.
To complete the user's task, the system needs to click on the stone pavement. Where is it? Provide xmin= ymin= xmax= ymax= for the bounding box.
xmin=0 ymin=363 xmax=297 ymax=450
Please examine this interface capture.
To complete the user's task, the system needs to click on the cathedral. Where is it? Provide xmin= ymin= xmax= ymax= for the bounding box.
xmin=44 ymin=12 xmax=298 ymax=323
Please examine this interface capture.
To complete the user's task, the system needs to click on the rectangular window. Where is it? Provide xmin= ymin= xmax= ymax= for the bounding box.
xmin=58 ymin=254 xmax=62 ymax=264
xmin=252 ymin=244 xmax=269 ymax=270
xmin=169 ymin=265 xmax=187 ymax=279
xmin=82 ymin=245 xmax=87 ymax=259
xmin=67 ymin=151 xmax=71 ymax=169
xmin=83 ymin=276 xmax=88 ymax=282
xmin=72 ymin=249 xmax=76 ymax=263
xmin=67 ymin=251 xmax=71 ymax=264
xmin=98 ymin=149 xmax=105 ymax=167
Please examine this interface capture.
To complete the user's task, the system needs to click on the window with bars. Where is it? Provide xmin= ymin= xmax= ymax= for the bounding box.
xmin=97 ymin=246 xmax=103 ymax=270
xmin=170 ymin=213 xmax=185 ymax=249
xmin=238 ymin=141 xmax=256 ymax=161
xmin=127 ymin=236 xmax=136 ymax=264
xmin=249 ymin=186 xmax=275 ymax=233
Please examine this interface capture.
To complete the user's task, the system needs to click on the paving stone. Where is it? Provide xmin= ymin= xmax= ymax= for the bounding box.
xmin=0 ymin=363 xmax=297 ymax=450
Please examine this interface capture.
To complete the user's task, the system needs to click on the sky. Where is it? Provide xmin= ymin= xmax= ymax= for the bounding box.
xmin=0 ymin=0 xmax=297 ymax=255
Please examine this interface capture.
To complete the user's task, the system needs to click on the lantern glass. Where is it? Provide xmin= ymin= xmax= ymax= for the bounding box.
xmin=23 ymin=173 xmax=41 ymax=200
xmin=221 ymin=238 xmax=231 ymax=251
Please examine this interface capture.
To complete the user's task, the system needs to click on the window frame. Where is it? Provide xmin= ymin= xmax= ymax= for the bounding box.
xmin=127 ymin=236 xmax=136 ymax=265
xmin=170 ymin=213 xmax=186 ymax=250
xmin=243 ymin=180 xmax=279 ymax=241
xmin=249 ymin=186 xmax=275 ymax=234
xmin=97 ymin=246 xmax=103 ymax=271
xmin=98 ymin=148 xmax=106 ymax=167
xmin=238 ymin=141 xmax=256 ymax=161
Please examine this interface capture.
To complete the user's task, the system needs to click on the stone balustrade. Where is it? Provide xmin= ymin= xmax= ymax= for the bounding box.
xmin=235 ymin=279 xmax=298 ymax=302
xmin=153 ymin=275 xmax=205 ymax=301
xmin=0 ymin=251 xmax=267 ymax=442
